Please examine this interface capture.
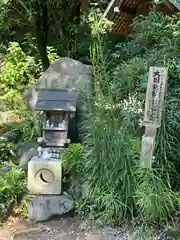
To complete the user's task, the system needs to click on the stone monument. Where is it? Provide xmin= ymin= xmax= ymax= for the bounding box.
xmin=140 ymin=67 xmax=168 ymax=168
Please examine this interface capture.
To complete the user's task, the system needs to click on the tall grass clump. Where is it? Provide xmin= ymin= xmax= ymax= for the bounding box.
xmin=76 ymin=10 xmax=179 ymax=225
xmin=77 ymin=14 xmax=141 ymax=224
xmin=134 ymin=168 xmax=175 ymax=223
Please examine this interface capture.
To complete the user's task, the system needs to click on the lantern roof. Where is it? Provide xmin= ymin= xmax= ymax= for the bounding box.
xmin=35 ymin=89 xmax=77 ymax=112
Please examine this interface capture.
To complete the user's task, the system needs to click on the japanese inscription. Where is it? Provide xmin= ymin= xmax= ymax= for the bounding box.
xmin=143 ymin=67 xmax=167 ymax=127
xmin=141 ymin=67 xmax=168 ymax=168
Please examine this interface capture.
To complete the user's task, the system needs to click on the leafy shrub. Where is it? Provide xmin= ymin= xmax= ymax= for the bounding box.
xmin=0 ymin=110 xmax=42 ymax=166
xmin=0 ymin=168 xmax=26 ymax=220
xmin=47 ymin=46 xmax=58 ymax=63
xmin=0 ymin=141 xmax=16 ymax=164
xmin=0 ymin=42 xmax=37 ymax=110
xmin=1 ymin=110 xmax=42 ymax=143
xmin=62 ymin=143 xmax=84 ymax=179
xmin=0 ymin=41 xmax=59 ymax=112
xmin=111 ymin=57 xmax=148 ymax=101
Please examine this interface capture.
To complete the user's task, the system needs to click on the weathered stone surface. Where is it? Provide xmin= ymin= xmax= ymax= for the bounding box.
xmin=16 ymin=142 xmax=38 ymax=157
xmin=23 ymin=57 xmax=92 ymax=111
xmin=17 ymin=143 xmax=38 ymax=170
xmin=28 ymin=193 xmax=74 ymax=222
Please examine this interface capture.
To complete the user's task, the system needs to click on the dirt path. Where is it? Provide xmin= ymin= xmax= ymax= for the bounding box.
xmin=0 ymin=216 xmax=107 ymax=240
xmin=0 ymin=215 xmax=171 ymax=240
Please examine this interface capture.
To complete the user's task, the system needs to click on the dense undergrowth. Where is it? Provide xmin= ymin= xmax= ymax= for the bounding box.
xmin=0 ymin=168 xmax=26 ymax=220
xmin=64 ymin=11 xmax=180 ymax=225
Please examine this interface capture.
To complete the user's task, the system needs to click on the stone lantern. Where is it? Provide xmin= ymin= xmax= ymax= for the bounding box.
xmin=27 ymin=89 xmax=77 ymax=195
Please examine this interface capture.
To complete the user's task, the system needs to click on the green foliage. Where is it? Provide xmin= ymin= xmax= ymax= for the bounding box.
xmin=134 ymin=169 xmax=175 ymax=222
xmin=80 ymin=102 xmax=141 ymax=223
xmin=0 ymin=141 xmax=16 ymax=163
xmin=0 ymin=0 xmax=82 ymax=68
xmin=0 ymin=0 xmax=8 ymax=6
xmin=131 ymin=12 xmax=180 ymax=64
xmin=88 ymin=11 xmax=113 ymax=36
xmin=0 ymin=110 xmax=42 ymax=168
xmin=0 ymin=0 xmax=111 ymax=62
xmin=21 ymin=36 xmax=58 ymax=68
xmin=13 ymin=196 xmax=29 ymax=218
xmin=75 ymin=11 xmax=180 ymax=225
xmin=0 ymin=168 xmax=26 ymax=220
xmin=1 ymin=110 xmax=42 ymax=143
xmin=112 ymin=57 xmax=148 ymax=101
xmin=47 ymin=46 xmax=58 ymax=63
xmin=62 ymin=143 xmax=84 ymax=179
xmin=0 ymin=1 xmax=179 ymax=226
xmin=76 ymin=13 xmax=140 ymax=224
xmin=0 ymin=42 xmax=37 ymax=110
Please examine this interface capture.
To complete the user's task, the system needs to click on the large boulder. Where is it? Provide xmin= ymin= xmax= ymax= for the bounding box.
xmin=23 ymin=57 xmax=92 ymax=111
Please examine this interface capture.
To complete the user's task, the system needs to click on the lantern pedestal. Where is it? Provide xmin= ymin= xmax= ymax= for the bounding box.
xmin=28 ymin=158 xmax=62 ymax=195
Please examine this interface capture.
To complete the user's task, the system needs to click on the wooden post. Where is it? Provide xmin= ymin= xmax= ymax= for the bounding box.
xmin=140 ymin=67 xmax=168 ymax=168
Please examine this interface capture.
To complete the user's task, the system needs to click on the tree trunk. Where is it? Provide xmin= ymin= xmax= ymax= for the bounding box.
xmin=68 ymin=0 xmax=81 ymax=58
xmin=35 ymin=0 xmax=50 ymax=71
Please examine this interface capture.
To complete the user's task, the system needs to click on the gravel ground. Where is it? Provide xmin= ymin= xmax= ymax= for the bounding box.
xmin=0 ymin=215 xmax=177 ymax=240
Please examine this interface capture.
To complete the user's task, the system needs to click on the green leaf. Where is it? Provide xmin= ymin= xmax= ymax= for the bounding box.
xmin=0 ymin=0 xmax=8 ymax=6
xmin=140 ymin=72 xmax=148 ymax=89
xmin=0 ymin=185 xmax=9 ymax=191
